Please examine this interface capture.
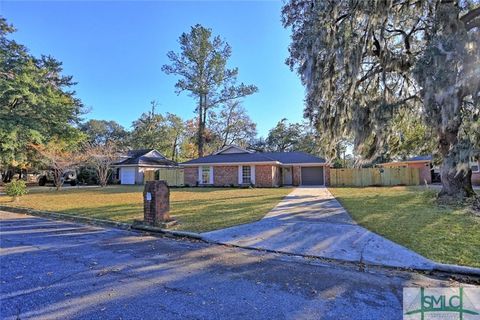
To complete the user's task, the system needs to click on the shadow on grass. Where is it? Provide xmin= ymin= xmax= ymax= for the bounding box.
xmin=51 ymin=194 xmax=289 ymax=233
xmin=332 ymin=189 xmax=480 ymax=267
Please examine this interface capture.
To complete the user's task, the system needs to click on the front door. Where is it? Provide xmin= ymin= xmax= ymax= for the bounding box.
xmin=282 ymin=167 xmax=293 ymax=185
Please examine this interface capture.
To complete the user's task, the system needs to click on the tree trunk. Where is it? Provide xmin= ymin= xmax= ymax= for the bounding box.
xmin=53 ymin=169 xmax=63 ymax=191
xmin=98 ymin=166 xmax=109 ymax=187
xmin=172 ymin=135 xmax=178 ymax=162
xmin=438 ymin=130 xmax=475 ymax=199
xmin=197 ymin=94 xmax=205 ymax=157
xmin=439 ymin=156 xmax=475 ymax=198
xmin=2 ymin=168 xmax=13 ymax=183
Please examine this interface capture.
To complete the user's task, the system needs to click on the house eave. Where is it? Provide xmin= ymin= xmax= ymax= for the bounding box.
xmin=377 ymin=160 xmax=431 ymax=166
xmin=112 ymin=164 xmax=179 ymax=168
xmin=281 ymin=162 xmax=327 ymax=166
xmin=179 ymin=161 xmax=327 ymax=167
xmin=180 ymin=161 xmax=281 ymax=166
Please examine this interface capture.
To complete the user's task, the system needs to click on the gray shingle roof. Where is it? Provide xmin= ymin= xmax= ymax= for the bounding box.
xmin=127 ymin=149 xmax=157 ymax=158
xmin=263 ymin=152 xmax=326 ymax=164
xmin=181 ymin=151 xmax=326 ymax=165
xmin=114 ymin=149 xmax=177 ymax=167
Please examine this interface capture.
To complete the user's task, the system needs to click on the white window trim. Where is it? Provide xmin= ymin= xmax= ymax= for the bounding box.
xmin=237 ymin=166 xmax=242 ymax=185
xmin=238 ymin=165 xmax=255 ymax=185
xmin=198 ymin=166 xmax=213 ymax=185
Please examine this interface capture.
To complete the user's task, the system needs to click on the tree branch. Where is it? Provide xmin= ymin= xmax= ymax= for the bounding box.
xmin=460 ymin=6 xmax=480 ymax=25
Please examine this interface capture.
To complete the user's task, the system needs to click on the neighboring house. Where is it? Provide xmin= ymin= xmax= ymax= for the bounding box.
xmin=377 ymin=156 xmax=433 ymax=184
xmin=377 ymin=155 xmax=480 ymax=186
xmin=112 ymin=149 xmax=178 ymax=185
xmin=180 ymin=145 xmax=329 ymax=187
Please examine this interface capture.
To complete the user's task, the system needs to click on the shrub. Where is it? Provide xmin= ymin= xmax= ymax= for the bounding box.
xmin=5 ymin=180 xmax=28 ymax=202
xmin=77 ymin=166 xmax=98 ymax=185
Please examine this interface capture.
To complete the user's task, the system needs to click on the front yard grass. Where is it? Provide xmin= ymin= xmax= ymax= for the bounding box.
xmin=0 ymin=186 xmax=292 ymax=232
xmin=329 ymin=186 xmax=480 ymax=268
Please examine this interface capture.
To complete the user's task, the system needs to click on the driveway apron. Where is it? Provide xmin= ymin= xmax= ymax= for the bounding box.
xmin=202 ymin=187 xmax=435 ymax=270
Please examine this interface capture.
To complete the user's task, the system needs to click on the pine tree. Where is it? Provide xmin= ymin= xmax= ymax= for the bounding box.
xmin=162 ymin=24 xmax=257 ymax=157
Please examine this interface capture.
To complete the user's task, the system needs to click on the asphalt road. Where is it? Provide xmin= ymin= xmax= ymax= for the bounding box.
xmin=0 ymin=211 xmax=473 ymax=320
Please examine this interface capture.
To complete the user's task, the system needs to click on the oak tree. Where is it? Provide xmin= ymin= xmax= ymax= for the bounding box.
xmin=283 ymin=0 xmax=480 ymax=199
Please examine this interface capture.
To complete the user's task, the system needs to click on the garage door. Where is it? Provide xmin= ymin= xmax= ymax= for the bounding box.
xmin=120 ymin=167 xmax=136 ymax=185
xmin=301 ymin=167 xmax=324 ymax=185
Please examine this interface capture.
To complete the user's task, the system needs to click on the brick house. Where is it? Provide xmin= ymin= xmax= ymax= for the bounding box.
xmin=377 ymin=155 xmax=480 ymax=185
xmin=180 ymin=146 xmax=329 ymax=187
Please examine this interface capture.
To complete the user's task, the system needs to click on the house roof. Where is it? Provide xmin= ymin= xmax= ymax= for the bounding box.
xmin=181 ymin=151 xmax=326 ymax=165
xmin=126 ymin=149 xmax=158 ymax=158
xmin=377 ymin=155 xmax=432 ymax=167
xmin=114 ymin=149 xmax=178 ymax=167
xmin=213 ymin=145 xmax=253 ymax=155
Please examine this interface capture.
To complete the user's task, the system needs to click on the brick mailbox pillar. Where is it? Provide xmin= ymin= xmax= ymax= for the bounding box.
xmin=143 ymin=181 xmax=176 ymax=227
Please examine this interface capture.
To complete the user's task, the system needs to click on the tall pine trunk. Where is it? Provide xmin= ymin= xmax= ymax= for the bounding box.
xmin=197 ymin=94 xmax=205 ymax=157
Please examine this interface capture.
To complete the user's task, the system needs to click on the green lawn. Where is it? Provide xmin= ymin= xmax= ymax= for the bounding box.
xmin=329 ymin=186 xmax=480 ymax=268
xmin=0 ymin=186 xmax=292 ymax=232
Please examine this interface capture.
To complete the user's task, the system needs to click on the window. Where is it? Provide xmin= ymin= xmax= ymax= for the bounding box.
xmin=201 ymin=166 xmax=211 ymax=184
xmin=470 ymin=157 xmax=480 ymax=173
xmin=242 ymin=166 xmax=251 ymax=184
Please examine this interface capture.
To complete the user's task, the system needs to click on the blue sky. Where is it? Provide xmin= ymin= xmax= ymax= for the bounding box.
xmin=1 ymin=0 xmax=305 ymax=137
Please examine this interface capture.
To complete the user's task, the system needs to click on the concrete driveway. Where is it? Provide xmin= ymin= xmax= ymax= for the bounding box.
xmin=202 ymin=187 xmax=435 ymax=270
xmin=1 ymin=211 xmax=467 ymax=320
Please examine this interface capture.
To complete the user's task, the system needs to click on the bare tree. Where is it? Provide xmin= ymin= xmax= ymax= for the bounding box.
xmin=210 ymin=100 xmax=257 ymax=149
xmin=82 ymin=142 xmax=120 ymax=187
xmin=32 ymin=140 xmax=79 ymax=191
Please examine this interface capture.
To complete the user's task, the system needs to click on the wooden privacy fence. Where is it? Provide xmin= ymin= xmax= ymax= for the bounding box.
xmin=329 ymin=167 xmax=420 ymax=187
xmin=144 ymin=168 xmax=184 ymax=187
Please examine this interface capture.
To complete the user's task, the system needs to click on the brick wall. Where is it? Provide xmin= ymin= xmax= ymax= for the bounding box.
xmin=292 ymin=166 xmax=301 ymax=186
xmin=143 ymin=181 xmax=170 ymax=225
xmin=213 ymin=166 xmax=238 ymax=186
xmin=255 ymin=165 xmax=274 ymax=187
xmin=184 ymin=167 xmax=197 ymax=186
xmin=185 ymin=164 xmax=338 ymax=187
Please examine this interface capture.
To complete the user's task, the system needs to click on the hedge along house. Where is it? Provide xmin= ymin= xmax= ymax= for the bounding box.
xmin=112 ymin=149 xmax=178 ymax=185
xmin=180 ymin=146 xmax=329 ymax=187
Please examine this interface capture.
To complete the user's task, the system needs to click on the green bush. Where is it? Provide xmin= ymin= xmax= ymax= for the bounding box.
xmin=5 ymin=180 xmax=28 ymax=201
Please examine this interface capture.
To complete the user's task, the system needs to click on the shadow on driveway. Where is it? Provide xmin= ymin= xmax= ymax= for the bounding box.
xmin=202 ymin=187 xmax=436 ymax=270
